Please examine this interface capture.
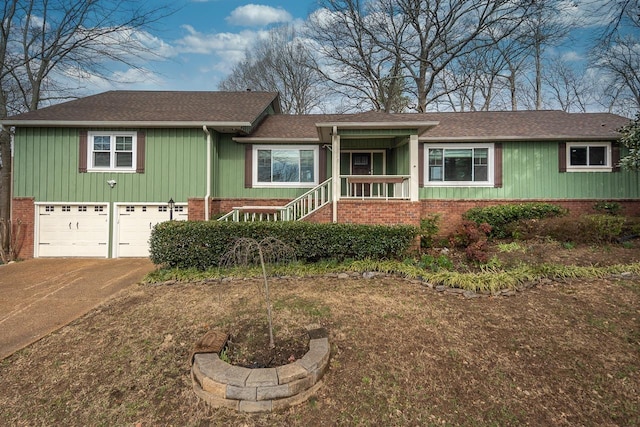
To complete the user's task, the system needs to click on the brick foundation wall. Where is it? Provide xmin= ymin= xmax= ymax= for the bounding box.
xmin=189 ymin=197 xmax=640 ymax=237
xmin=302 ymin=203 xmax=332 ymax=223
xmin=337 ymin=200 xmax=422 ymax=226
xmin=423 ymin=199 xmax=640 ymax=236
xmin=188 ymin=198 xmax=206 ymax=221
xmin=11 ymin=197 xmax=35 ymax=260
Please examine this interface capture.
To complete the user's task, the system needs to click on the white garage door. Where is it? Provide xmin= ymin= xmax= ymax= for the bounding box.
xmin=115 ymin=204 xmax=188 ymax=257
xmin=37 ymin=204 xmax=109 ymax=257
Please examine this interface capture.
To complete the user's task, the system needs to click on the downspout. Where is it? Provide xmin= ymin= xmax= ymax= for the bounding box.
xmin=1 ymin=125 xmax=15 ymax=225
xmin=202 ymin=125 xmax=211 ymax=221
xmin=331 ymin=126 xmax=339 ymax=223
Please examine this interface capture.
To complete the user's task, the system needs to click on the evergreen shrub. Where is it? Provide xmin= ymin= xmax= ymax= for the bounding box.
xmin=463 ymin=202 xmax=567 ymax=238
xmin=149 ymin=221 xmax=418 ymax=269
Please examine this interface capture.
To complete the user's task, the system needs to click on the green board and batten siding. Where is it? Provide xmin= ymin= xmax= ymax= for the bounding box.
xmin=215 ymin=134 xmax=321 ymax=199
xmin=14 ymin=130 xmax=639 ymax=203
xmin=13 ymin=127 xmax=207 ymax=203
xmin=420 ymin=141 xmax=640 ymax=200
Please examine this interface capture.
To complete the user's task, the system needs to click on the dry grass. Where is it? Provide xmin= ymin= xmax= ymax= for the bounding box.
xmin=1 ymin=268 xmax=639 ymax=426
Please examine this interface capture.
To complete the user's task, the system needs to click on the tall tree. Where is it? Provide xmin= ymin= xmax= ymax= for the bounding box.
xmin=519 ymin=0 xmax=577 ymax=110
xmin=592 ymin=35 xmax=640 ymax=116
xmin=219 ymin=25 xmax=324 ymax=114
xmin=0 ymin=0 xmax=172 ymax=256
xmin=305 ymin=0 xmax=407 ymax=112
xmin=309 ymin=0 xmax=533 ymax=112
xmin=543 ymin=55 xmax=592 ymax=112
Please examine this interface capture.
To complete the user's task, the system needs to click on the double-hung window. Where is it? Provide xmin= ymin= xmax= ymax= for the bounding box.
xmin=566 ymin=142 xmax=611 ymax=172
xmin=425 ymin=143 xmax=494 ymax=186
xmin=88 ymin=132 xmax=137 ymax=171
xmin=253 ymin=145 xmax=318 ymax=187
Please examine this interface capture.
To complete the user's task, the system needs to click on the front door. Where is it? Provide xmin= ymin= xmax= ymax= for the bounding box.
xmin=352 ymin=153 xmax=371 ymax=196
xmin=352 ymin=153 xmax=372 ymax=175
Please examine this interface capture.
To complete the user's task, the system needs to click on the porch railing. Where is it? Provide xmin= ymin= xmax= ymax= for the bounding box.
xmin=218 ymin=178 xmax=332 ymax=222
xmin=342 ymin=175 xmax=411 ymax=200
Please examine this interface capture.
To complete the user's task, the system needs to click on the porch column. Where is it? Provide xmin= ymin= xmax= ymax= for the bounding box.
xmin=409 ymin=134 xmax=419 ymax=201
xmin=331 ymin=126 xmax=340 ymax=222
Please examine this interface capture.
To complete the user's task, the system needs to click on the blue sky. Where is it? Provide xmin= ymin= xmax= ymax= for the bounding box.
xmin=93 ymin=0 xmax=318 ymax=93
xmin=88 ymin=0 xmax=633 ymax=102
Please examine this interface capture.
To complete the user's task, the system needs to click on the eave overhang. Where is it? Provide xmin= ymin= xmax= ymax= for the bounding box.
xmin=233 ymin=137 xmax=321 ymax=143
xmin=0 ymin=120 xmax=254 ymax=133
xmin=420 ymin=135 xmax=622 ymax=142
xmin=315 ymin=120 xmax=440 ymax=141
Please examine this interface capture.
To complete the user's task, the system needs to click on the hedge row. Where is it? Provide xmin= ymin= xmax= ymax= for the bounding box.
xmin=149 ymin=221 xmax=418 ymax=270
xmin=463 ymin=202 xmax=567 ymax=238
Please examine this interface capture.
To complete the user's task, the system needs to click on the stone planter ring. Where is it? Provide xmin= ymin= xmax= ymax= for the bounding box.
xmin=191 ymin=327 xmax=330 ymax=413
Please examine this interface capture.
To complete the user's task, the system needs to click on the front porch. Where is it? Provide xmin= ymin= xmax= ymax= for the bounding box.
xmin=219 ymin=114 xmax=436 ymax=223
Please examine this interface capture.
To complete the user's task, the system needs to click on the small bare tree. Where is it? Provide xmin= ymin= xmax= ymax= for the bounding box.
xmin=0 ymin=218 xmax=22 ymax=263
xmin=220 ymin=237 xmax=296 ymax=349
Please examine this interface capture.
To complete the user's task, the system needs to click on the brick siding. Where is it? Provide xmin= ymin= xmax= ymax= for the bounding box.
xmin=423 ymin=199 xmax=640 ymax=236
xmin=11 ymin=197 xmax=35 ymax=260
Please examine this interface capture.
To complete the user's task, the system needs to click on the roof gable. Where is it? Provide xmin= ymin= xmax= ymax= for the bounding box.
xmin=2 ymin=91 xmax=280 ymax=130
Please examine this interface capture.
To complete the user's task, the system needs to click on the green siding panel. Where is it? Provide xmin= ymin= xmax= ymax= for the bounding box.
xmin=420 ymin=141 xmax=640 ymax=200
xmin=13 ymin=127 xmax=207 ymax=203
xmin=216 ymin=138 xmax=312 ymax=199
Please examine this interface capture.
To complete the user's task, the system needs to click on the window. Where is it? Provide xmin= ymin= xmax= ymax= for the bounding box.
xmin=88 ymin=132 xmax=137 ymax=171
xmin=253 ymin=145 xmax=318 ymax=187
xmin=425 ymin=144 xmax=494 ymax=186
xmin=566 ymin=142 xmax=611 ymax=171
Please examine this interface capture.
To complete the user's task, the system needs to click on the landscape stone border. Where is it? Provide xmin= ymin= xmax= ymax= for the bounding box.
xmin=191 ymin=327 xmax=330 ymax=413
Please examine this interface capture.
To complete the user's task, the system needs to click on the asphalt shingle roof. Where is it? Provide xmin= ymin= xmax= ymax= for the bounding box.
xmin=2 ymin=90 xmax=630 ymax=141
xmin=417 ymin=110 xmax=629 ymax=141
xmin=2 ymin=91 xmax=280 ymax=125
xmin=247 ymin=110 xmax=629 ymax=142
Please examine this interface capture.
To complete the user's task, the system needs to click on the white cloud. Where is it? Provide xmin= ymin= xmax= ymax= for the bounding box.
xmin=175 ymin=24 xmax=267 ymax=59
xmin=226 ymin=4 xmax=292 ymax=27
xmin=561 ymin=50 xmax=583 ymax=62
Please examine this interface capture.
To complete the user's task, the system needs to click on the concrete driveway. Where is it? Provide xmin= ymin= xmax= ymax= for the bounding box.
xmin=0 ymin=258 xmax=154 ymax=360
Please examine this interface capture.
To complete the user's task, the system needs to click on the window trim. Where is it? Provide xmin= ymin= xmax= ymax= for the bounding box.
xmin=87 ymin=131 xmax=137 ymax=172
xmin=565 ymin=141 xmax=612 ymax=172
xmin=252 ymin=145 xmax=319 ymax=188
xmin=423 ymin=143 xmax=495 ymax=187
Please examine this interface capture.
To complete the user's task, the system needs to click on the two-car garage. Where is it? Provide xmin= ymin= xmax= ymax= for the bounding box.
xmin=35 ymin=203 xmax=187 ymax=258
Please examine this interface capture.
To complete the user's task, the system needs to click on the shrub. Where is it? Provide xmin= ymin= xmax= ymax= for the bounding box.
xmin=507 ymin=214 xmax=625 ymax=244
xmin=417 ymin=253 xmax=454 ymax=271
xmin=420 ymin=214 xmax=440 ymax=249
xmin=149 ymin=221 xmax=418 ymax=269
xmin=449 ymin=220 xmax=492 ymax=263
xmin=593 ymin=201 xmax=622 ymax=216
xmin=463 ymin=202 xmax=567 ymax=238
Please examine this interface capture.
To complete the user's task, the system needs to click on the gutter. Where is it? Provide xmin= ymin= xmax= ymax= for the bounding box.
xmin=0 ymin=120 xmax=253 ymax=128
xmin=202 ymin=125 xmax=211 ymax=221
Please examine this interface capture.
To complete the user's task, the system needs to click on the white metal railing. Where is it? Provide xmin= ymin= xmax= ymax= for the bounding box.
xmin=218 ymin=178 xmax=332 ymax=222
xmin=341 ymin=175 xmax=411 ymax=200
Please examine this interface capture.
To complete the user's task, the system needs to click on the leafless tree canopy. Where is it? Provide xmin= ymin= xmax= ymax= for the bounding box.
xmin=0 ymin=0 xmax=173 ymax=254
xmin=218 ymin=25 xmax=325 ymax=114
